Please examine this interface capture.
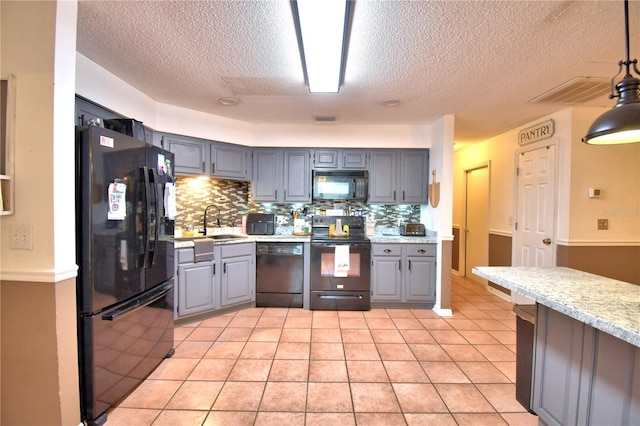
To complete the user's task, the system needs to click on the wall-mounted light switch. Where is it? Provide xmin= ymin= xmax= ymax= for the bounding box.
xmin=597 ymin=219 xmax=608 ymax=230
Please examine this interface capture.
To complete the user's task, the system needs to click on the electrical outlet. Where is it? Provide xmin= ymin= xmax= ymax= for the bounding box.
xmin=10 ymin=224 xmax=33 ymax=250
xmin=597 ymin=219 xmax=608 ymax=230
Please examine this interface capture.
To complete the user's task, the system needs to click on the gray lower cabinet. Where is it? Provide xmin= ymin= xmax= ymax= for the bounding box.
xmin=533 ymin=304 xmax=640 ymax=425
xmin=219 ymin=243 xmax=255 ymax=307
xmin=371 ymin=243 xmax=436 ymax=302
xmin=176 ymin=242 xmax=255 ymax=318
xmin=371 ymin=245 xmax=402 ymax=301
xmin=404 ymin=244 xmax=436 ymax=301
xmin=176 ymin=248 xmax=216 ymax=317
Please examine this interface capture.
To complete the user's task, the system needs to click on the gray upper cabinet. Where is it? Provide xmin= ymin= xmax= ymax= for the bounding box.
xmin=368 ymin=150 xmax=429 ymax=205
xmin=253 ymin=148 xmax=311 ymax=203
xmin=368 ymin=151 xmax=398 ymax=203
xmin=313 ymin=149 xmax=338 ymax=169
xmin=312 ymin=149 xmax=367 ymax=170
xmin=163 ymin=135 xmax=207 ymax=175
xmin=252 ymin=149 xmax=281 ymax=202
xmin=341 ymin=150 xmax=367 ymax=169
xmin=211 ymin=142 xmax=251 ymax=180
xmin=399 ymin=150 xmax=429 ymax=204
xmin=283 ymin=149 xmax=311 ymax=202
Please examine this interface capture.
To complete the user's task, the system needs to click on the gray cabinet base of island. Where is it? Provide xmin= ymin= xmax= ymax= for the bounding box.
xmin=533 ymin=304 xmax=640 ymax=426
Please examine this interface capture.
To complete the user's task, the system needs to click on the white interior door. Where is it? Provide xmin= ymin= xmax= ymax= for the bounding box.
xmin=464 ymin=166 xmax=489 ymax=286
xmin=513 ymin=144 xmax=556 ymax=303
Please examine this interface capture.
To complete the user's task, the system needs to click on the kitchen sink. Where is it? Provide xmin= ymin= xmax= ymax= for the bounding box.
xmin=173 ymin=234 xmax=248 ymax=241
xmin=209 ymin=234 xmax=247 ymax=240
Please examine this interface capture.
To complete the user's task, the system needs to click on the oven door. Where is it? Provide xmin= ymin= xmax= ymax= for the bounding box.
xmin=310 ymin=241 xmax=371 ymax=310
xmin=310 ymin=241 xmax=371 ymax=291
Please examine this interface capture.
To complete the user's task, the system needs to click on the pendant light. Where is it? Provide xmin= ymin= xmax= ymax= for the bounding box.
xmin=583 ymin=0 xmax=640 ymax=145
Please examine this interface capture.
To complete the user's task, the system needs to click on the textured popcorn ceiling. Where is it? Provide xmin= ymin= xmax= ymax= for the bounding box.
xmin=76 ymin=0 xmax=639 ymax=144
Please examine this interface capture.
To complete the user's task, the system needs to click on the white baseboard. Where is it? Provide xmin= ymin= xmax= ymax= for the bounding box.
xmin=433 ymin=307 xmax=453 ymax=317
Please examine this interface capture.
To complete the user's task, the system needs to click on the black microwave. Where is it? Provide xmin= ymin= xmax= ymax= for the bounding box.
xmin=312 ymin=170 xmax=368 ymax=202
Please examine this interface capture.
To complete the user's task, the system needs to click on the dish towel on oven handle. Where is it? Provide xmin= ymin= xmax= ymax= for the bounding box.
xmin=334 ymin=245 xmax=350 ymax=277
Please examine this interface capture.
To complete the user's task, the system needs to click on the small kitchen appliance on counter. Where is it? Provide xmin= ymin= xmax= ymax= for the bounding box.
xmin=246 ymin=213 xmax=275 ymax=235
xmin=400 ymin=223 xmax=426 ymax=236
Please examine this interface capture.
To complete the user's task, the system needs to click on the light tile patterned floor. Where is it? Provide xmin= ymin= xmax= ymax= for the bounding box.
xmin=104 ymin=275 xmax=538 ymax=425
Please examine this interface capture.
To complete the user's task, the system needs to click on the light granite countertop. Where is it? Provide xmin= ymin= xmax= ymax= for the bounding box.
xmin=473 ymin=266 xmax=640 ymax=347
xmin=368 ymin=235 xmax=437 ymax=244
xmin=173 ymin=234 xmax=311 ymax=249
xmin=368 ymin=229 xmax=438 ymax=244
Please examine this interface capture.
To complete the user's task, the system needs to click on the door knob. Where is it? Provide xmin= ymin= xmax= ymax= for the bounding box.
xmin=542 ymin=238 xmax=551 ymax=245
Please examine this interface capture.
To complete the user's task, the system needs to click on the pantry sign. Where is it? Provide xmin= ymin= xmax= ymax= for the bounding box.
xmin=518 ymin=119 xmax=554 ymax=146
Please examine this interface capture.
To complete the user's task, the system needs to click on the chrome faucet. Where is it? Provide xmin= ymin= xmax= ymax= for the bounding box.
xmin=201 ymin=205 xmax=221 ymax=236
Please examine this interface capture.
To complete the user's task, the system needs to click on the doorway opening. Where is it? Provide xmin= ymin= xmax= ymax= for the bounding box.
xmin=464 ymin=163 xmax=490 ymax=286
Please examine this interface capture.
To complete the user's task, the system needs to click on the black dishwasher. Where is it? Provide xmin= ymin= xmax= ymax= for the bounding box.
xmin=256 ymin=243 xmax=304 ymax=308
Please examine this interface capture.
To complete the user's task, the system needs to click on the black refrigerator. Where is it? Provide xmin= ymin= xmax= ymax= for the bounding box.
xmin=75 ymin=125 xmax=176 ymax=426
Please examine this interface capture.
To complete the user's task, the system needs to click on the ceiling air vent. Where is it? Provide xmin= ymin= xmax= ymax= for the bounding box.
xmin=529 ymin=77 xmax=610 ymax=104
xmin=315 ymin=116 xmax=337 ymax=122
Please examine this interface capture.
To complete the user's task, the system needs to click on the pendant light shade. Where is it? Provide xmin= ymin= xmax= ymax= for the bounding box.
xmin=583 ymin=77 xmax=640 ymax=145
xmin=583 ymin=0 xmax=640 ymax=145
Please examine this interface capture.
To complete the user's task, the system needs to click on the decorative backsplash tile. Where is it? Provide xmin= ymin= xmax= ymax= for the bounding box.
xmin=174 ymin=176 xmax=421 ymax=232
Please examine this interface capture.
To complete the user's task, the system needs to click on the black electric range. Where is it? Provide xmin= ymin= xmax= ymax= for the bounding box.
xmin=309 ymin=216 xmax=371 ymax=311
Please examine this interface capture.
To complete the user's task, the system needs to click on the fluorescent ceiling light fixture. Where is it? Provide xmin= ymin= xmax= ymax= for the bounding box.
xmin=294 ymin=0 xmax=350 ymax=93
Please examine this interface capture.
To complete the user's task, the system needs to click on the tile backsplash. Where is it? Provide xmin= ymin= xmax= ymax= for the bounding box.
xmin=174 ymin=176 xmax=421 ymax=233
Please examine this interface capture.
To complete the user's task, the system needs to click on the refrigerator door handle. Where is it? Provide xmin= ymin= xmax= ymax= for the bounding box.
xmin=101 ymin=282 xmax=173 ymax=322
xmin=140 ymin=166 xmax=152 ymax=268
xmin=147 ymin=167 xmax=161 ymax=267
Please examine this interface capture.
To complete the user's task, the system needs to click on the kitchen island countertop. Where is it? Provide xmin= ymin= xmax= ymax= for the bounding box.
xmin=472 ymin=266 xmax=640 ymax=347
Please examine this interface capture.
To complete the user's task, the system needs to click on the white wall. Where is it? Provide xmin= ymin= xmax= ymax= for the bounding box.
xmin=453 ymin=105 xmax=640 ymax=273
xmin=568 ymin=108 xmax=640 ymax=244
xmin=453 ymin=109 xmax=574 ymax=239
xmin=1 ymin=1 xmax=77 ymax=281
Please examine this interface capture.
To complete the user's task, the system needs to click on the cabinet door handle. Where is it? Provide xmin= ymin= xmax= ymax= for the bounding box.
xmin=418 ymin=249 xmax=426 ymax=253
xmin=398 ymin=260 xmax=402 ymax=271
xmin=402 ymin=190 xmax=406 ymax=201
xmin=408 ymin=259 xmax=412 ymax=271
xmin=284 ymin=190 xmax=287 ymax=200
xmin=202 ymin=161 xmax=205 ymax=172
xmin=212 ymin=162 xmax=215 ymax=174
xmin=223 ymin=262 xmax=226 ymax=274
xmin=213 ymin=264 xmax=216 ymax=275
xmin=384 ymin=249 xmax=392 ymax=253
xmin=275 ymin=189 xmax=278 ymax=200
xmin=393 ymin=190 xmax=397 ymax=201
